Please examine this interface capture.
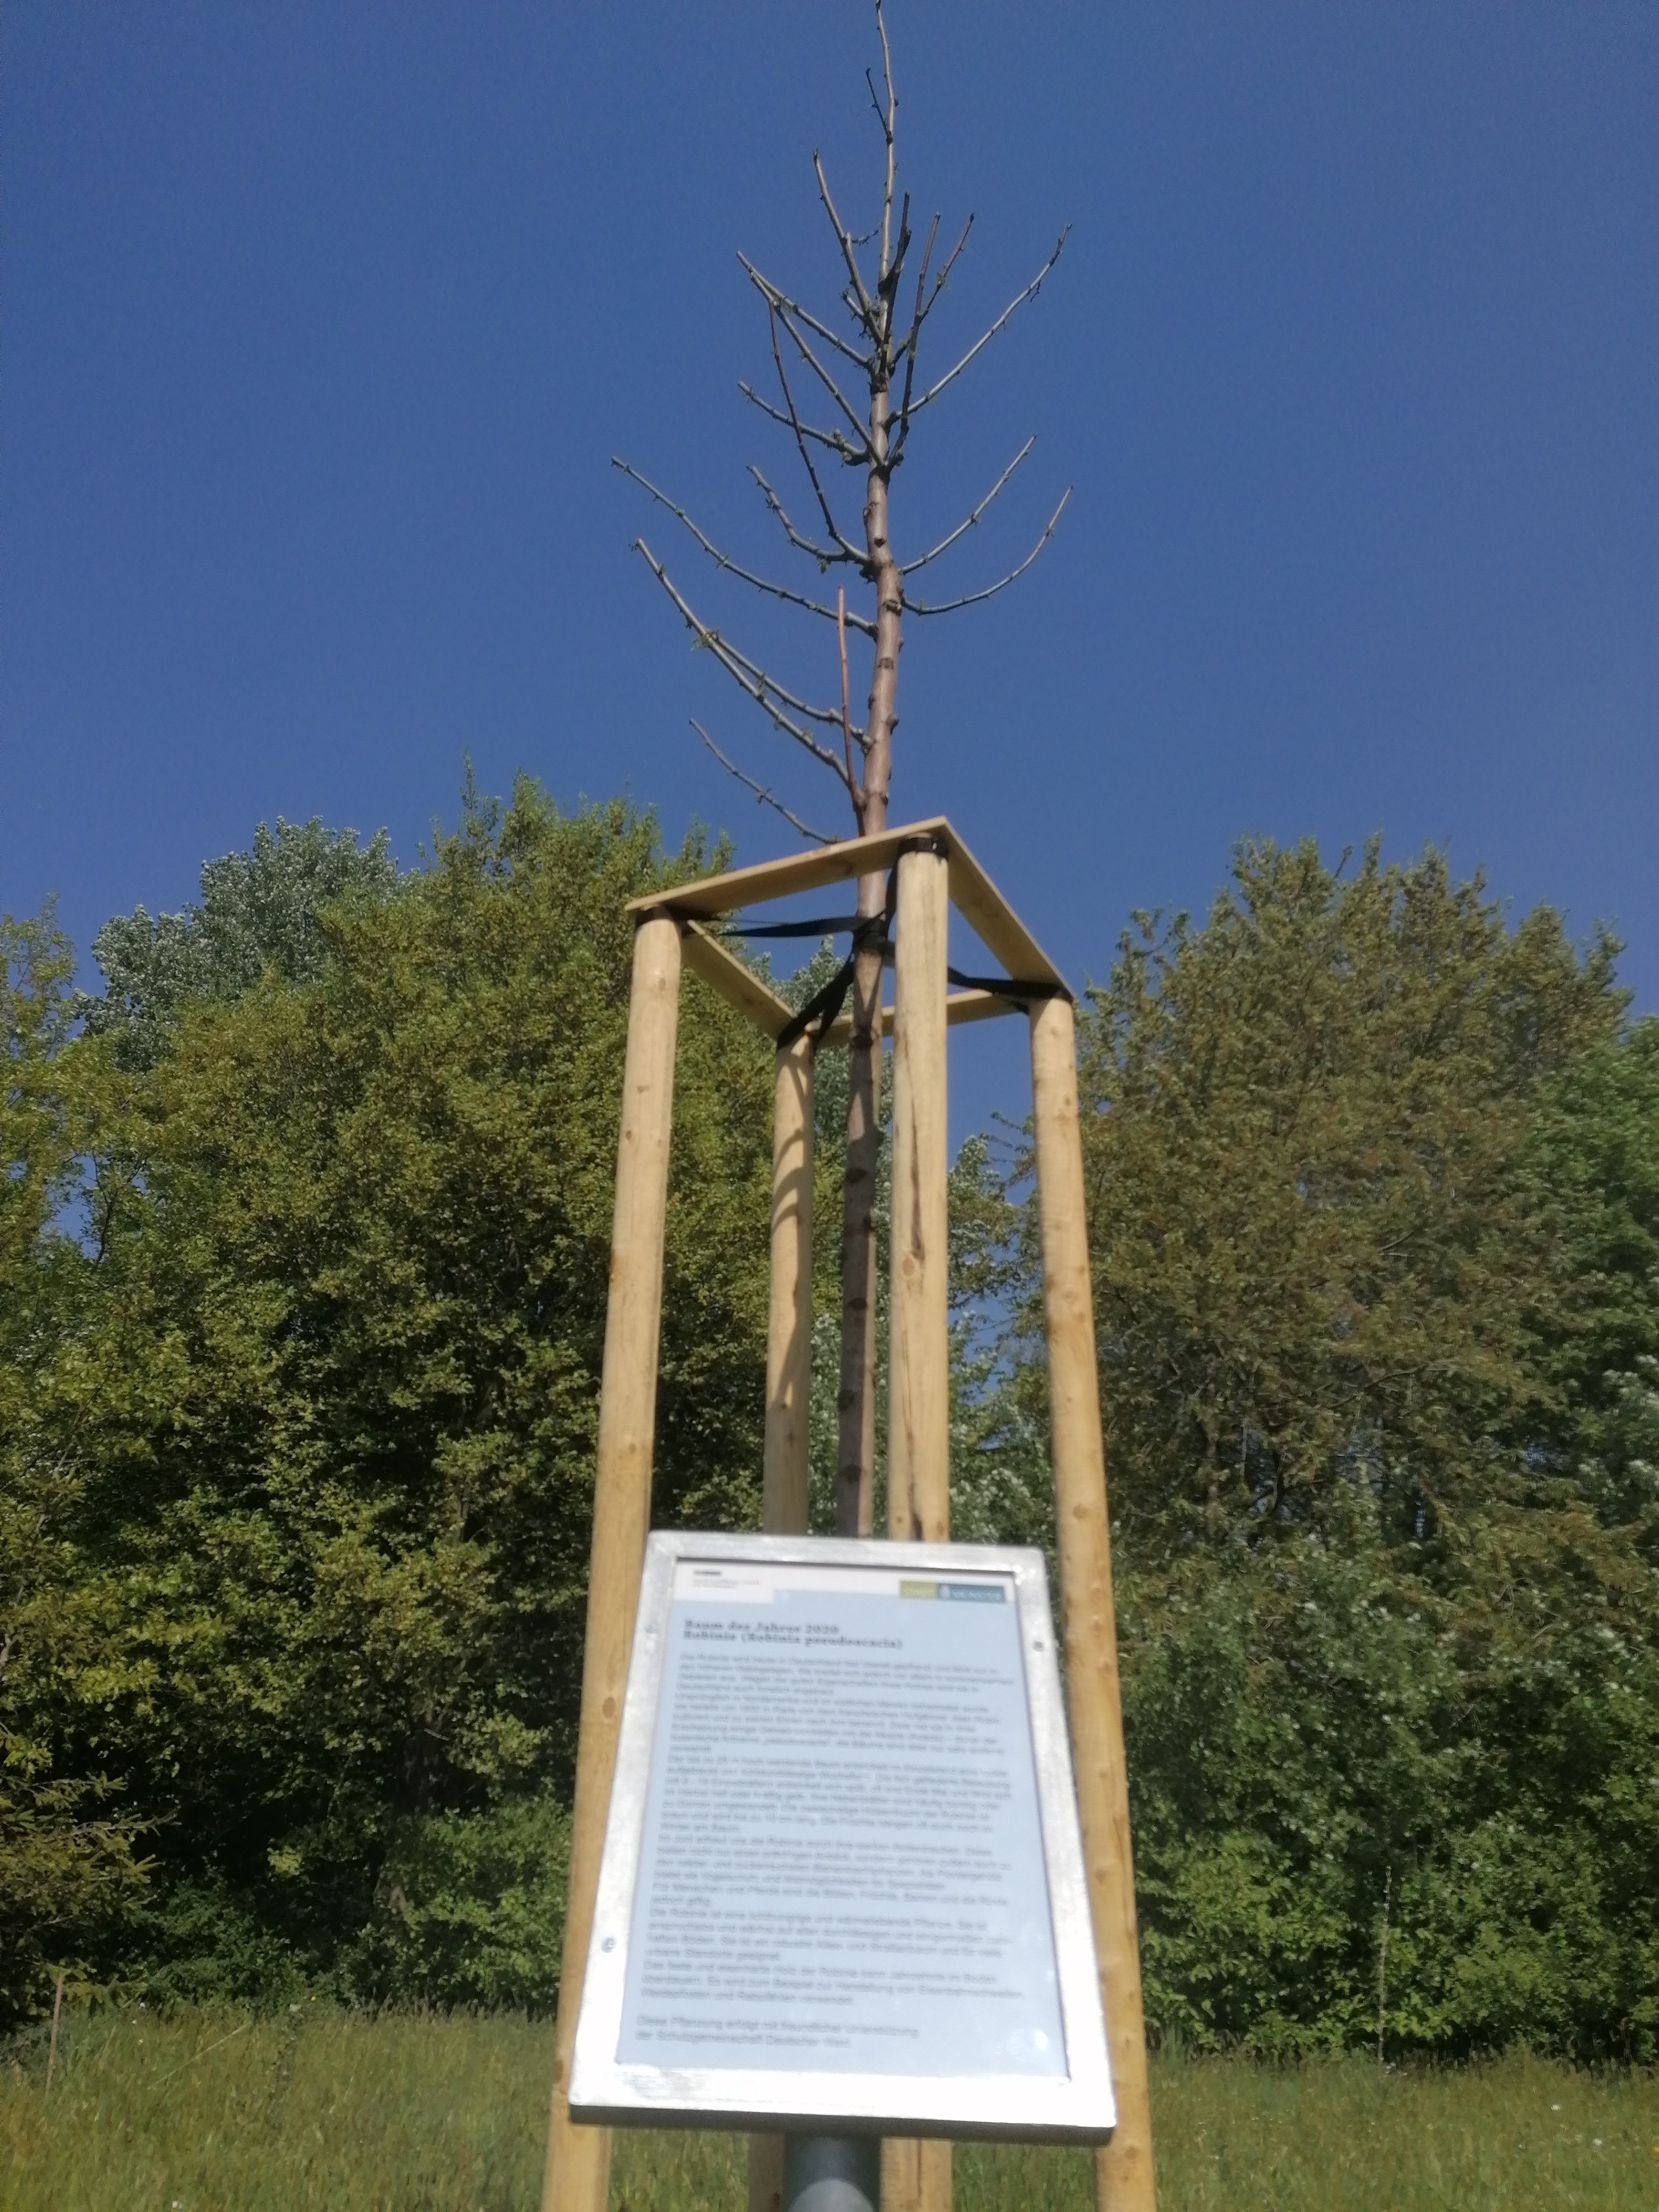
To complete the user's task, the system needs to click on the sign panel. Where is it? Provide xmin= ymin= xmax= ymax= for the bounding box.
xmin=569 ymin=1533 xmax=1114 ymax=2142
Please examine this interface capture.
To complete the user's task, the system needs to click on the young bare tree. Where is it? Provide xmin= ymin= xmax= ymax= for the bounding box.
xmin=613 ymin=0 xmax=1067 ymax=1536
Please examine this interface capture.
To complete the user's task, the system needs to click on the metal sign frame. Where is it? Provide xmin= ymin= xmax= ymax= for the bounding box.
xmin=568 ymin=1530 xmax=1115 ymax=2144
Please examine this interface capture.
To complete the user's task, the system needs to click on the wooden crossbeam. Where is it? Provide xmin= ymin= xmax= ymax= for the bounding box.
xmin=679 ymin=922 xmax=795 ymax=1041
xmin=628 ymin=818 xmax=949 ymax=921
xmin=818 ymin=987 xmax=1014 ymax=1049
xmin=629 ymin=816 xmax=1071 ymax=1008
xmin=940 ymin=832 xmax=1067 ymax=998
xmin=682 ymin=921 xmax=1024 ymax=1052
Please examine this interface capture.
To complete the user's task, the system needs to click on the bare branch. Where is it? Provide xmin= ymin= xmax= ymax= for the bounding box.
xmin=894 ymin=208 xmax=938 ymax=399
xmin=815 ymin=152 xmax=877 ymax=330
xmin=880 ymin=190 xmax=912 ymax=336
xmin=635 ymin=540 xmax=867 ymax=778
xmin=899 ymin=436 xmax=1035 ymax=576
xmin=690 ymin=719 xmax=833 ymax=844
xmin=905 ymin=227 xmax=1071 ymax=419
xmin=890 ymin=217 xmax=938 ymax=456
xmin=748 ymin=465 xmax=869 ymax=592
xmin=739 ymin=381 xmax=863 ymax=465
xmin=873 ymin=0 xmax=898 ymax=285
xmin=894 ymin=213 xmax=973 ymax=367
xmin=837 ymin=587 xmax=858 ymax=796
xmin=771 ymin=299 xmax=870 ymax=445
xmin=902 ymin=486 xmax=1071 ymax=616
xmin=761 ymin=304 xmax=869 ymax=555
xmin=891 ymin=212 xmax=976 ymax=462
xmin=737 ymin=253 xmax=870 ymax=370
xmin=614 ymin=458 xmax=870 ymax=628
xmin=929 ymin=212 xmax=974 ymax=300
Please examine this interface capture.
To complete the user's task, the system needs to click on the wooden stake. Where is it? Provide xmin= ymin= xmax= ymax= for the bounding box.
xmin=45 ymin=1969 xmax=65 ymax=2093
xmin=749 ymin=1030 xmax=815 ymax=2212
xmin=884 ymin=842 xmax=953 ymax=2212
xmin=764 ymin=1034 xmax=814 ymax=1533
xmin=748 ymin=2138 xmax=786 ymax=2212
xmin=541 ymin=912 xmax=683 ymax=2212
xmin=887 ymin=844 xmax=951 ymax=1545
xmin=1029 ymin=995 xmax=1156 ymax=2212
xmin=882 ymin=2136 xmax=952 ymax=2212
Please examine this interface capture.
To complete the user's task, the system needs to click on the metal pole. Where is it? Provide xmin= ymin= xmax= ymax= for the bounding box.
xmin=784 ymin=2134 xmax=881 ymax=2212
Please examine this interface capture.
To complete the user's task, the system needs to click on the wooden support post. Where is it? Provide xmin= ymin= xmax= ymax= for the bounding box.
xmin=886 ymin=843 xmax=951 ymax=1545
xmin=1029 ymin=995 xmax=1156 ymax=2212
xmin=884 ymin=842 xmax=953 ymax=2212
xmin=764 ymin=1031 xmax=814 ymax=1535
xmin=882 ymin=2138 xmax=952 ymax=2212
xmin=749 ymin=1032 xmax=816 ymax=2212
xmin=749 ymin=2135 xmax=787 ymax=2212
xmin=541 ymin=913 xmax=683 ymax=2212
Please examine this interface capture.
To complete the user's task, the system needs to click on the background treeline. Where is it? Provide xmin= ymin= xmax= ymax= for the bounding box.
xmin=3 ymin=782 xmax=1656 ymax=2062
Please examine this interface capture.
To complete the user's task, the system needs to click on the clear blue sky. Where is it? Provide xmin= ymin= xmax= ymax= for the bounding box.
xmin=3 ymin=4 xmax=1654 ymax=1141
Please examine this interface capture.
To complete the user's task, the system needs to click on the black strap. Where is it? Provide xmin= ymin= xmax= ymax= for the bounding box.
xmin=776 ymin=910 xmax=891 ymax=1050
xmin=946 ymin=967 xmax=1068 ymax=1004
xmin=778 ymin=956 xmax=1064 ymax=1047
xmin=685 ymin=833 xmax=1068 ymax=1046
xmin=717 ymin=912 xmax=863 ymax=941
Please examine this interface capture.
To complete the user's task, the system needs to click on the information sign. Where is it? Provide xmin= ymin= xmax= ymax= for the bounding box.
xmin=568 ymin=1533 xmax=1115 ymax=2141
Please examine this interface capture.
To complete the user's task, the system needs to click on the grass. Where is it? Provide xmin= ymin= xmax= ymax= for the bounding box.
xmin=2 ymin=2004 xmax=1656 ymax=2210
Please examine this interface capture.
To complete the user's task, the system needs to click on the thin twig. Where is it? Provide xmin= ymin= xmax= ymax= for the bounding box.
xmin=738 ymin=254 xmax=870 ymax=370
xmin=879 ymin=190 xmax=911 ymax=341
xmin=761 ymin=304 xmax=868 ymax=550
xmin=153 ymin=2016 xmax=254 ymax=2086
xmin=891 ymin=210 xmax=939 ymax=434
xmin=690 ymin=720 xmax=833 ymax=844
xmin=900 ymin=436 xmax=1035 ymax=575
xmin=738 ymin=380 xmax=863 ymax=466
xmin=748 ymin=466 xmax=869 ymax=594
xmin=45 ymin=1971 xmax=64 ymax=2092
xmin=635 ymin=541 xmax=865 ymax=782
xmin=904 ymin=486 xmax=1071 ymax=615
xmin=640 ymin=541 xmax=858 ymax=734
xmin=814 ymin=152 xmax=877 ymax=329
xmin=893 ymin=216 xmax=974 ymax=459
xmin=895 ymin=213 xmax=973 ymax=366
xmin=837 ymin=588 xmax=857 ymax=797
xmin=873 ymin=0 xmax=897 ymax=284
xmin=904 ymin=228 xmax=1071 ymax=418
xmin=769 ymin=298 xmax=870 ymax=445
xmin=612 ymin=458 xmax=862 ymax=627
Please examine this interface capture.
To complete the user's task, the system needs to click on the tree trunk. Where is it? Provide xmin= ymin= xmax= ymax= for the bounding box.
xmin=836 ymin=376 xmax=900 ymax=1533
xmin=836 ymin=887 xmax=885 ymax=1536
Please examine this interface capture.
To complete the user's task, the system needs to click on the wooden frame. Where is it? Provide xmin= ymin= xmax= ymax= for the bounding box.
xmin=541 ymin=822 xmax=1156 ymax=2212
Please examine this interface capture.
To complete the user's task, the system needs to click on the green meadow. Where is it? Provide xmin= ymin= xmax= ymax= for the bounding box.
xmin=3 ymin=2006 xmax=1655 ymax=2211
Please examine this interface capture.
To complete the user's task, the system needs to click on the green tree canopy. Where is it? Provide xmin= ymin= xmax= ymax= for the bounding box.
xmin=1052 ymin=839 xmax=1659 ymax=2058
xmin=4 ymin=813 xmax=1656 ymax=2058
xmin=1 ymin=787 xmax=775 ymax=2018
xmin=78 ymin=815 xmax=399 ymax=1068
xmin=2 ymin=910 xmax=150 ymax=2025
